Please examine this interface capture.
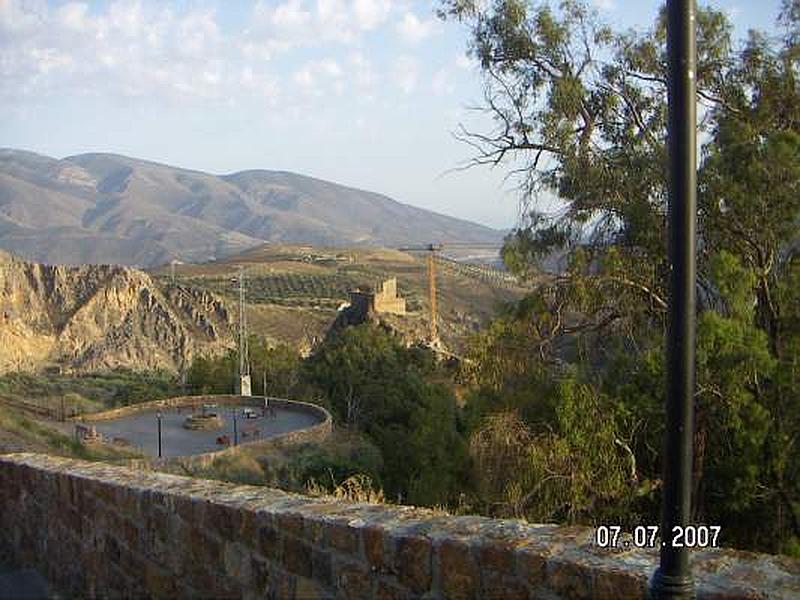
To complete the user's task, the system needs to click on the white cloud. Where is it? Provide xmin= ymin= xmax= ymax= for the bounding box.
xmin=725 ymin=6 xmax=742 ymax=21
xmin=393 ymin=55 xmax=418 ymax=94
xmin=245 ymin=0 xmax=392 ymax=53
xmin=0 ymin=0 xmax=282 ymax=104
xmin=352 ymin=0 xmax=391 ymax=30
xmin=293 ymin=67 xmax=315 ymax=87
xmin=396 ymin=11 xmax=438 ymax=45
xmin=591 ymin=0 xmax=616 ymax=11
xmin=291 ymin=57 xmax=344 ymax=96
xmin=455 ymin=54 xmax=477 ymax=70
xmin=176 ymin=10 xmax=220 ymax=59
xmin=318 ymin=58 xmax=343 ymax=78
xmin=0 ymin=0 xmax=400 ymax=108
xmin=0 ymin=0 xmax=47 ymax=35
xmin=56 ymin=3 xmax=89 ymax=31
xmin=431 ymin=67 xmax=454 ymax=96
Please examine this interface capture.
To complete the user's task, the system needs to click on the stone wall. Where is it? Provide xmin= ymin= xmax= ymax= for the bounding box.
xmin=373 ymin=278 xmax=406 ymax=315
xmin=0 ymin=453 xmax=798 ymax=599
xmin=77 ymin=395 xmax=328 ymax=423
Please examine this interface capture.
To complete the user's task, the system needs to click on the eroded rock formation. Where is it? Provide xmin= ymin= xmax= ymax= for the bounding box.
xmin=0 ymin=250 xmax=233 ymax=373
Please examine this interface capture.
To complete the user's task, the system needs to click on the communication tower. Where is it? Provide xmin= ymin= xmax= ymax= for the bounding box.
xmin=236 ymin=267 xmax=251 ymax=396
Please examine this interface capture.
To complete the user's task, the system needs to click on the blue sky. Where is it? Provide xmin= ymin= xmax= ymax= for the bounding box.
xmin=0 ymin=0 xmax=785 ymax=230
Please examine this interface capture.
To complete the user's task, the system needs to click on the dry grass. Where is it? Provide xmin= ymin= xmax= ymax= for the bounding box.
xmin=306 ymin=473 xmax=386 ymax=504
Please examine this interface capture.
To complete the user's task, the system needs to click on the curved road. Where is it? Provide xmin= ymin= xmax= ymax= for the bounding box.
xmin=91 ymin=404 xmax=321 ymax=458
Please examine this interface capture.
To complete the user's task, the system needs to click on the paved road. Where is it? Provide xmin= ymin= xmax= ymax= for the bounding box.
xmin=91 ymin=404 xmax=320 ymax=458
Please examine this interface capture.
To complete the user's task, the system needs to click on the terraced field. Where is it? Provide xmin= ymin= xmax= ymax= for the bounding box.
xmin=150 ymin=244 xmax=528 ymax=351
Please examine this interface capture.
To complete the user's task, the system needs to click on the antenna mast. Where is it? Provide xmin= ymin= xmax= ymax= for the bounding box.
xmin=237 ymin=267 xmax=251 ymax=395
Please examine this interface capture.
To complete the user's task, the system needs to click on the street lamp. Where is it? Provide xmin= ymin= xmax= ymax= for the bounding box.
xmin=651 ymin=1 xmax=697 ymax=598
xmin=156 ymin=411 xmax=163 ymax=458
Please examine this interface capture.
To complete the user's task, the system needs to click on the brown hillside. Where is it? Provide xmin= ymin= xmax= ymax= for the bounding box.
xmin=0 ymin=250 xmax=233 ymax=374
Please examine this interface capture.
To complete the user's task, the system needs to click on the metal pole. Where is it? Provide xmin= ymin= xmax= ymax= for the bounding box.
xmin=651 ymin=0 xmax=696 ymax=597
xmin=428 ymin=250 xmax=438 ymax=344
xmin=157 ymin=412 xmax=163 ymax=458
xmin=233 ymin=409 xmax=238 ymax=446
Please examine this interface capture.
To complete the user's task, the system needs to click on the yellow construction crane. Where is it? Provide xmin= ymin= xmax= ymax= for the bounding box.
xmin=397 ymin=242 xmax=504 ymax=346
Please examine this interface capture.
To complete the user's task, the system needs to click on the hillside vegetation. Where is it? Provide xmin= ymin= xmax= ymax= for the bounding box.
xmin=152 ymin=243 xmax=528 ymax=353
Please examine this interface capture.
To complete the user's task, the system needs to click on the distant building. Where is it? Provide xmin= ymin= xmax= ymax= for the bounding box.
xmin=236 ymin=375 xmax=252 ymax=397
xmin=348 ymin=277 xmax=406 ymax=317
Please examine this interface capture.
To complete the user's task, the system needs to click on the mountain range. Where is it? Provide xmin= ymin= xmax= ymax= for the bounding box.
xmin=0 ymin=149 xmax=501 ymax=268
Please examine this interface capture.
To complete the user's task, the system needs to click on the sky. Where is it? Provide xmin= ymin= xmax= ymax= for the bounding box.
xmin=0 ymin=0 xmax=786 ymax=230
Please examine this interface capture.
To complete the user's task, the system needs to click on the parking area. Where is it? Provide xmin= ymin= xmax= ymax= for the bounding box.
xmin=90 ymin=403 xmax=321 ymax=458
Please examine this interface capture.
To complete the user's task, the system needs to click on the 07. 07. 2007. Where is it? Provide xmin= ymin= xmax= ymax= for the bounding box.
xmin=594 ymin=525 xmax=721 ymax=549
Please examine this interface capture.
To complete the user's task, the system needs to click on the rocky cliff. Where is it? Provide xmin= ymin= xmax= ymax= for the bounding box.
xmin=0 ymin=250 xmax=233 ymax=374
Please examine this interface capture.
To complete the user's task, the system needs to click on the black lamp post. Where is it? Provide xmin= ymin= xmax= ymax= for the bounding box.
xmin=232 ymin=408 xmax=238 ymax=446
xmin=156 ymin=411 xmax=163 ymax=458
xmin=651 ymin=0 xmax=696 ymax=597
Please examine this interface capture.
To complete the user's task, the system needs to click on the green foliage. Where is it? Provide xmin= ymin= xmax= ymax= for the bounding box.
xmin=186 ymin=352 xmax=237 ymax=394
xmin=441 ymin=0 xmax=800 ymax=555
xmin=273 ymin=432 xmax=384 ymax=492
xmin=304 ymin=325 xmax=467 ymax=505
xmin=0 ymin=369 xmax=181 ymax=410
xmin=185 ymin=325 xmax=469 ymax=508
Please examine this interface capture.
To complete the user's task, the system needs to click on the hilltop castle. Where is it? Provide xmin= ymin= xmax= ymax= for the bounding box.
xmin=348 ymin=277 xmax=406 ymax=317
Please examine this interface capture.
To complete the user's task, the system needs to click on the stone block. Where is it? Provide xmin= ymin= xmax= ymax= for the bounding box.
xmin=481 ymin=571 xmax=529 ymax=600
xmin=237 ymin=508 xmax=257 ymax=545
xmin=279 ymin=512 xmax=305 ymax=536
xmin=175 ymin=494 xmax=196 ymax=522
xmin=144 ymin=559 xmax=178 ymax=599
xmin=479 ymin=541 xmax=517 ymax=575
xmin=258 ymin=523 xmax=282 ymax=561
xmin=94 ymin=482 xmax=117 ymax=505
xmin=516 ymin=545 xmax=548 ymax=587
xmin=283 ymin=536 xmax=313 ymax=578
xmin=437 ymin=538 xmax=480 ymax=599
xmin=190 ymin=528 xmax=223 ymax=569
xmin=224 ymin=541 xmax=253 ymax=585
xmin=250 ymin=555 xmax=272 ymax=593
xmin=363 ymin=526 xmax=388 ymax=572
xmin=206 ymin=501 xmax=237 ymax=538
xmin=304 ymin=517 xmax=325 ymax=545
xmin=121 ymin=517 xmax=140 ymax=552
xmin=115 ymin=484 xmax=140 ymax=516
xmin=591 ymin=568 xmax=647 ymax=599
xmin=325 ymin=521 xmax=361 ymax=555
xmin=105 ymin=534 xmax=122 ymax=565
xmin=295 ymin=575 xmax=334 ymax=599
xmin=375 ymin=579 xmax=409 ymax=600
xmin=545 ymin=557 xmax=592 ymax=599
xmin=335 ymin=560 xmax=372 ymax=600
xmin=396 ymin=536 xmax=432 ymax=594
xmin=312 ymin=549 xmax=334 ymax=588
xmin=267 ymin=568 xmax=295 ymax=599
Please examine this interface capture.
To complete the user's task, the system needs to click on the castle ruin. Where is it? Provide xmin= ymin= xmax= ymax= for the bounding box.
xmin=348 ymin=277 xmax=406 ymax=317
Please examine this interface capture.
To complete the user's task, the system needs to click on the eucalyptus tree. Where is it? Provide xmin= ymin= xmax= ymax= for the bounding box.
xmin=443 ymin=0 xmax=800 ymax=553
